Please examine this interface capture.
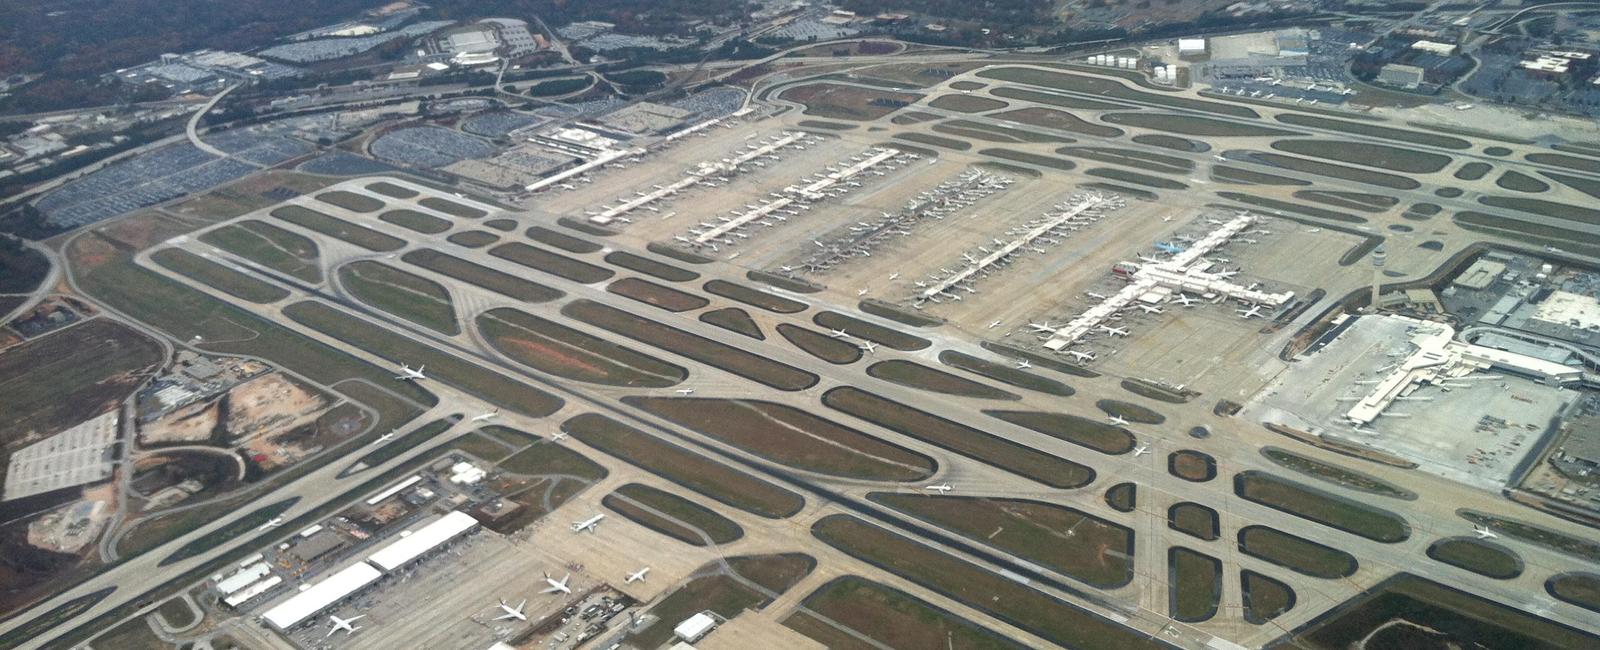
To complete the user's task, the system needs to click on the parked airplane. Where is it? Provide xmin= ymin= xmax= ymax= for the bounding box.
xmin=257 ymin=517 xmax=284 ymax=531
xmin=1098 ymin=325 xmax=1130 ymax=337
xmin=857 ymin=288 xmax=869 ymax=296
xmin=550 ymin=431 xmax=568 ymax=442
xmin=626 ymin=567 xmax=651 ymax=584
xmin=1133 ymin=445 xmax=1150 ymax=456
xmin=395 ymin=364 xmax=427 ymax=381
xmin=1108 ymin=415 xmax=1131 ymax=426
xmin=1171 ymin=294 xmax=1197 ymax=307
xmin=1474 ymin=525 xmax=1499 ymax=540
xmin=471 ymin=410 xmax=500 ymax=423
xmin=1155 ymin=241 xmax=1185 ymax=254
xmin=1027 ymin=321 xmax=1057 ymax=333
xmin=1237 ymin=305 xmax=1265 ymax=319
xmin=572 ymin=514 xmax=605 ymax=533
xmin=1067 ymin=350 xmax=1096 ymax=363
xmin=987 ymin=320 xmax=1003 ymax=329
xmin=1086 ymin=291 xmax=1108 ymax=300
xmin=675 ymin=388 xmax=696 ymax=395
xmin=542 ymin=573 xmax=574 ymax=595
xmin=924 ymin=483 xmax=953 ymax=493
xmin=326 ymin=615 xmax=364 ymax=637
xmin=1015 ymin=359 xmax=1033 ymax=370
xmin=494 ymin=599 xmax=528 ymax=621
xmin=1138 ymin=305 xmax=1164 ymax=314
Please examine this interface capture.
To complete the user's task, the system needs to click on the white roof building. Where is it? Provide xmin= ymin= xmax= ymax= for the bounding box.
xmin=1178 ymin=38 xmax=1207 ymax=56
xmin=215 ymin=561 xmax=272 ymax=596
xmin=675 ymin=612 xmax=718 ymax=643
xmin=367 ymin=511 xmax=480 ymax=572
xmin=261 ymin=563 xmax=383 ymax=630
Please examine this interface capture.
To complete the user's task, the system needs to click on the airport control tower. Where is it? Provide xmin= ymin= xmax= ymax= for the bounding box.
xmin=1369 ymin=244 xmax=1387 ymax=312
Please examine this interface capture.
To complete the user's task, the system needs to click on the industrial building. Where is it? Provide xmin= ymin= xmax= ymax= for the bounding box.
xmin=262 ymin=562 xmax=384 ymax=630
xmin=367 ymin=511 xmax=480 ymax=571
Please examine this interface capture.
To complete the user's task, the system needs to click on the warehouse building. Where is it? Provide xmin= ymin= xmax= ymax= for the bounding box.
xmin=262 ymin=562 xmax=384 ymax=631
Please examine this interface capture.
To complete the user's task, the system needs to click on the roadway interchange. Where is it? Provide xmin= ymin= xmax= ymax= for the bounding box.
xmin=12 ymin=168 xmax=1599 ymax=650
xmin=10 ymin=61 xmax=1600 ymax=649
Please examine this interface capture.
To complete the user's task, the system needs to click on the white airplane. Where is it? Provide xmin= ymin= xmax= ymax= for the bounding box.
xmin=1086 ymin=291 xmax=1108 ymax=300
xmin=1213 ymin=269 xmax=1238 ymax=280
xmin=572 ymin=514 xmax=605 ymax=533
xmin=374 ymin=430 xmax=396 ymax=444
xmin=325 ymin=614 xmax=364 ymax=637
xmin=828 ymin=329 xmax=850 ymax=339
xmin=1098 ymin=326 xmax=1129 ymax=337
xmin=542 ymin=572 xmax=574 ymax=595
xmin=1108 ymin=415 xmax=1131 ymax=426
xmin=550 ymin=431 xmax=568 ymax=442
xmin=924 ymin=483 xmax=953 ymax=493
xmin=675 ymin=388 xmax=696 ymax=395
xmin=857 ymin=288 xmax=869 ymax=296
xmin=257 ymin=517 xmax=284 ymax=531
xmin=1138 ymin=305 xmax=1164 ymax=314
xmin=494 ymin=599 xmax=528 ymax=621
xmin=1027 ymin=321 xmax=1057 ymax=333
xmin=1474 ymin=525 xmax=1498 ymax=540
xmin=1237 ymin=305 xmax=1264 ymax=319
xmin=987 ymin=320 xmax=1003 ymax=329
xmin=1171 ymin=294 xmax=1197 ymax=307
xmin=625 ymin=567 xmax=651 ymax=584
xmin=471 ymin=409 xmax=500 ymax=423
xmin=1132 ymin=444 xmax=1150 ymax=456
xmin=859 ymin=341 xmax=877 ymax=354
xmin=1015 ymin=359 xmax=1033 ymax=370
xmin=1067 ymin=350 xmax=1096 ymax=363
xmin=889 ymin=273 xmax=901 ymax=280
xmin=395 ymin=364 xmax=427 ymax=381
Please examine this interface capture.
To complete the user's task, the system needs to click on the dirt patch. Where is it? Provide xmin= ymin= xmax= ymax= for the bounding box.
xmin=478 ymin=308 xmax=684 ymax=387
xmin=606 ymin=277 xmax=708 ymax=312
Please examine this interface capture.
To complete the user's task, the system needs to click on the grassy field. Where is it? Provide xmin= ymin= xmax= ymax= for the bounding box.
xmin=928 ymin=94 xmax=1009 ymax=113
xmin=785 ymin=576 xmax=1029 ymax=650
xmin=1540 ymin=170 xmax=1600 ymax=200
xmin=1496 ymin=170 xmax=1550 ymax=193
xmin=977 ymin=67 xmax=1257 ymax=118
xmin=282 ymin=301 xmax=562 ymax=416
xmin=624 ymin=397 xmax=935 ymax=482
xmin=497 ymin=439 xmax=607 ymax=480
xmin=1460 ymin=510 xmax=1600 ymax=563
xmin=565 ymin=300 xmax=818 ymax=391
xmin=624 ymin=554 xmax=813 ymax=649
xmin=867 ymin=360 xmax=1019 ymax=400
xmin=1215 ymin=192 xmax=1367 ymax=224
xmin=1168 ymin=450 xmax=1216 ymax=482
xmin=451 ymin=430 xmax=517 ymax=463
xmin=872 ymin=493 xmax=1133 ymax=588
xmin=940 ymin=351 xmax=1074 ymax=396
xmin=824 ymin=387 xmax=1093 ymax=488
xmin=1427 ymin=538 xmax=1522 ymax=579
xmin=418 ymin=197 xmax=487 ymax=218
xmin=0 ymin=318 xmax=163 ymax=451
xmin=798 ymin=120 xmax=856 ymax=131
xmin=978 ymin=147 xmax=1077 ymax=171
xmin=1213 ymin=165 xmax=1310 ymax=186
xmin=1118 ymin=378 xmax=1190 ymax=403
xmin=1293 ymin=190 xmax=1400 ymax=213
xmin=1455 ymin=161 xmax=1492 ymax=180
xmin=778 ymin=83 xmax=925 ymax=121
xmin=153 ymin=596 xmax=197 ymax=629
xmin=1454 ymin=212 xmax=1600 ymax=258
xmin=1169 ymin=547 xmax=1221 ymax=622
xmin=893 ymin=132 xmax=972 ymax=151
xmin=1103 ymin=112 xmax=1294 ymax=137
xmin=489 ymin=242 xmax=614 ymax=283
xmin=813 ymin=311 xmax=929 ymax=351
xmin=1241 ymin=570 xmax=1296 ymax=624
xmin=1289 ymin=573 xmax=1599 ymax=650
xmin=604 ymin=251 xmax=698 ymax=282
xmin=606 ymin=277 xmax=708 ymax=312
xmin=813 ymin=514 xmax=1167 ymax=650
xmin=446 ymin=230 xmax=499 ymax=248
xmin=933 ymin=120 xmax=1072 ymax=144
xmin=1058 ymin=145 xmax=1193 ymax=173
xmin=366 ymin=181 xmax=418 ymax=199
xmin=777 ymin=323 xmax=862 ymax=364
xmin=1478 ymin=195 xmax=1600 ymax=227
xmin=402 ymin=248 xmax=563 ymax=303
xmin=378 ymin=209 xmax=451 ymax=234
xmin=1260 ymin=447 xmax=1414 ymax=499
xmin=270 ymin=205 xmax=406 ymax=251
xmin=1235 ymin=471 xmax=1409 ymax=543
xmin=987 ymin=86 xmax=1131 ymax=111
xmin=1133 ymin=133 xmax=1207 ymax=152
xmin=603 ymin=483 xmax=743 ymax=545
xmin=1271 ymin=140 xmax=1452 ymax=174
xmin=990 ymin=107 xmax=1123 ymax=138
xmin=316 ymin=190 xmax=385 ymax=213
xmin=1251 ymin=151 xmax=1420 ymax=190
xmin=338 ymin=260 xmax=459 ymax=335
xmin=156 ymin=497 xmax=299 ymax=567
xmin=984 ymin=410 xmax=1133 ymax=454
xmin=1546 ymin=573 xmax=1600 ymax=613
xmin=0 ymin=241 xmax=50 ymax=294
xmin=485 ymin=219 xmax=516 ymax=231
xmin=1168 ymin=502 xmax=1219 ymax=540
xmin=700 ymin=307 xmax=764 ymax=340
xmin=346 ymin=417 xmax=457 ymax=470
xmin=477 ymin=307 xmax=685 ymax=387
xmin=1085 ymin=167 xmax=1186 ymax=190
xmin=1095 ymin=399 xmax=1164 ymax=424
xmin=1274 ymin=114 xmax=1471 ymax=149
xmin=891 ymin=111 xmax=942 ymax=125
xmin=1238 ymin=524 xmax=1357 ymax=578
xmin=561 ymin=413 xmax=804 ymax=518
xmin=1105 ymin=482 xmax=1136 ymax=512
xmin=198 ymin=220 xmax=323 ymax=283
xmin=150 ymin=248 xmax=287 ymax=303
xmin=703 ymin=279 xmax=807 ymax=313
xmin=1527 ymin=152 xmax=1600 ymax=174
xmin=526 ymin=226 xmax=602 ymax=253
